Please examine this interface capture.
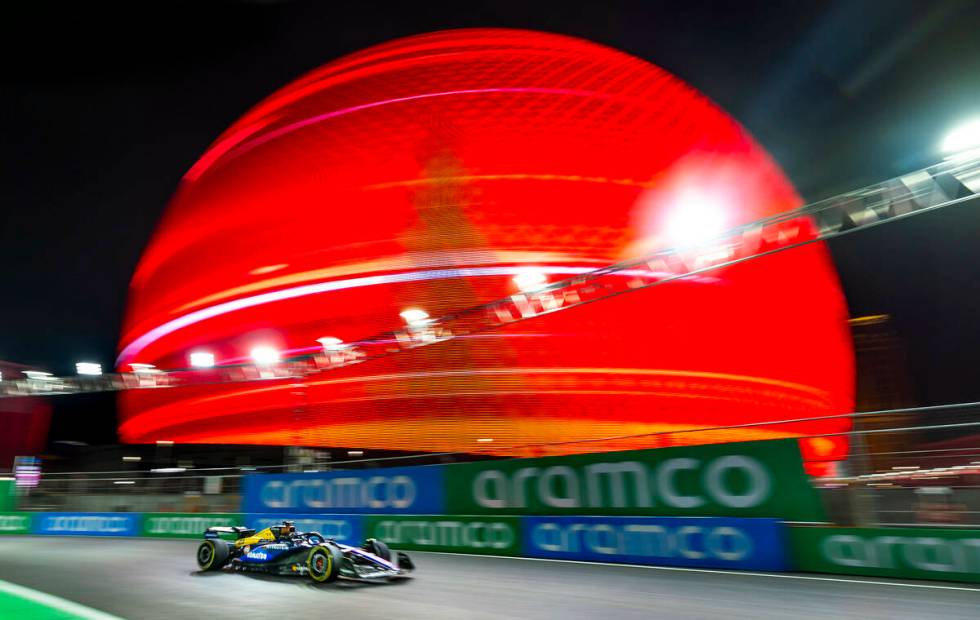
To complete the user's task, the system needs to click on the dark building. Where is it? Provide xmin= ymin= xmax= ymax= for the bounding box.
xmin=0 ymin=361 xmax=53 ymax=470
xmin=848 ymin=315 xmax=919 ymax=471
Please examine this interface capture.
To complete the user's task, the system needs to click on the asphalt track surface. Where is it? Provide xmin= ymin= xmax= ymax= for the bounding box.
xmin=1 ymin=538 xmax=979 ymax=620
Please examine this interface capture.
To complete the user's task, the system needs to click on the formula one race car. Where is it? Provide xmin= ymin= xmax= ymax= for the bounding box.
xmin=196 ymin=521 xmax=414 ymax=583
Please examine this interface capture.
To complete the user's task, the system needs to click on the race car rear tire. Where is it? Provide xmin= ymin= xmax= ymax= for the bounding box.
xmin=307 ymin=544 xmax=343 ymax=583
xmin=197 ymin=539 xmax=230 ymax=571
xmin=363 ymin=538 xmax=392 ymax=562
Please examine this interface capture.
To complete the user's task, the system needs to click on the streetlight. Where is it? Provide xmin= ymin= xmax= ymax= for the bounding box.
xmin=942 ymin=118 xmax=980 ymax=158
xmin=399 ymin=308 xmax=430 ymax=326
xmin=189 ymin=351 xmax=215 ymax=368
xmin=513 ymin=269 xmax=548 ymax=293
xmin=664 ymin=191 xmax=728 ymax=246
xmin=250 ymin=345 xmax=280 ymax=365
xmin=317 ymin=336 xmax=344 ymax=351
xmin=76 ymin=362 xmax=102 ymax=376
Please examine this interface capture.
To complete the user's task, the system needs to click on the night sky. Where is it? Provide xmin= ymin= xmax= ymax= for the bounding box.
xmin=2 ymin=1 xmax=979 ymax=444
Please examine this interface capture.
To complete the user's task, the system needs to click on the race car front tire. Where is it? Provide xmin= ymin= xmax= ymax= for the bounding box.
xmin=362 ymin=538 xmax=392 ymax=562
xmin=307 ymin=544 xmax=343 ymax=583
xmin=197 ymin=539 xmax=230 ymax=571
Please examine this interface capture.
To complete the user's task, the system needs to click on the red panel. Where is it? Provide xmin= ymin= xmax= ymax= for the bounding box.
xmin=118 ymin=29 xmax=854 ymax=464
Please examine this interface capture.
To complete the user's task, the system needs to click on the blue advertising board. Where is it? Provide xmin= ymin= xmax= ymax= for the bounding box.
xmin=242 ymin=465 xmax=445 ymax=514
xmin=246 ymin=514 xmax=363 ymax=544
xmin=522 ymin=516 xmax=788 ymax=571
xmin=33 ymin=512 xmax=141 ymax=537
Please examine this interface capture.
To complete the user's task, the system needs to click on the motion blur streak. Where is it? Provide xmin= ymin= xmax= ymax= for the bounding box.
xmin=117 ymin=265 xmax=704 ymax=364
xmin=118 ymin=29 xmax=854 ymax=467
xmin=216 ymin=87 xmax=602 ymax=172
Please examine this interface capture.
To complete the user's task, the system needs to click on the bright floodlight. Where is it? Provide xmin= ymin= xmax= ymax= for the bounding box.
xmin=942 ymin=118 xmax=980 ymax=155
xmin=399 ymin=308 xmax=430 ymax=326
xmin=513 ymin=269 xmax=548 ymax=293
xmin=317 ymin=336 xmax=344 ymax=351
xmin=76 ymin=362 xmax=102 ymax=376
xmin=189 ymin=351 xmax=215 ymax=368
xmin=250 ymin=345 xmax=280 ymax=365
xmin=665 ymin=193 xmax=728 ymax=246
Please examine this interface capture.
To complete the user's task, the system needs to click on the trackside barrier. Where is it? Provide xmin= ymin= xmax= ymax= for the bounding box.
xmin=242 ymin=464 xmax=445 ymax=514
xmin=1 ymin=510 xmax=791 ymax=573
xmin=240 ymin=439 xmax=824 ymax=521
xmin=0 ymin=480 xmax=13 ymax=512
xmin=523 ymin=516 xmax=789 ymax=571
xmin=246 ymin=514 xmax=363 ymax=544
xmin=790 ymin=525 xmax=980 ymax=583
xmin=0 ymin=512 xmax=32 ymax=535
xmin=15 ymin=509 xmax=980 ymax=582
xmin=365 ymin=515 xmax=522 ymax=556
xmin=33 ymin=512 xmax=140 ymax=536
xmin=142 ymin=513 xmax=243 ymax=538
xmin=445 ymin=439 xmax=824 ymax=520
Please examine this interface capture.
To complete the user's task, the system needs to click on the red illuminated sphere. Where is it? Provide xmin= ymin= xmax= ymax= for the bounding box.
xmin=119 ymin=29 xmax=854 ymax=469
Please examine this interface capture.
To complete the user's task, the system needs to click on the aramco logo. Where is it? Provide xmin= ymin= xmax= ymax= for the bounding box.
xmin=472 ymin=455 xmax=771 ymax=510
xmin=259 ymin=475 xmax=416 ymax=510
xmin=821 ymin=534 xmax=980 ymax=573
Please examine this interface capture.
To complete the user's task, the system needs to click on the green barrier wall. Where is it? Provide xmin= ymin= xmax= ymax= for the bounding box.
xmin=14 ymin=509 xmax=980 ymax=585
xmin=142 ymin=513 xmax=242 ymax=538
xmin=0 ymin=481 xmax=14 ymax=512
xmin=790 ymin=526 xmax=980 ymax=583
xmin=0 ymin=512 xmax=32 ymax=535
xmin=446 ymin=439 xmax=824 ymax=521
xmin=364 ymin=515 xmax=521 ymax=556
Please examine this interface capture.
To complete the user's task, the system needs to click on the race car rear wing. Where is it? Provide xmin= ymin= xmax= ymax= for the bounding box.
xmin=203 ymin=526 xmax=255 ymax=540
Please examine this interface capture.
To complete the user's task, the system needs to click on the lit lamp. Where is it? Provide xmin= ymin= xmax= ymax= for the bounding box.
xmin=399 ymin=308 xmax=430 ymax=326
xmin=942 ymin=118 xmax=980 ymax=160
xmin=75 ymin=362 xmax=102 ymax=376
xmin=250 ymin=346 xmax=280 ymax=365
xmin=189 ymin=351 xmax=215 ymax=368
xmin=513 ymin=269 xmax=548 ymax=293
xmin=664 ymin=191 xmax=728 ymax=247
xmin=317 ymin=337 xmax=344 ymax=351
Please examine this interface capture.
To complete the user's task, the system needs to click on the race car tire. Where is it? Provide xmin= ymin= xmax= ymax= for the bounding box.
xmin=363 ymin=538 xmax=392 ymax=562
xmin=397 ymin=552 xmax=415 ymax=571
xmin=307 ymin=544 xmax=343 ymax=583
xmin=197 ymin=539 xmax=230 ymax=571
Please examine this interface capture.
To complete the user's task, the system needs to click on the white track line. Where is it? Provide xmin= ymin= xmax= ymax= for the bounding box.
xmin=416 ymin=551 xmax=980 ymax=592
xmin=0 ymin=578 xmax=126 ymax=620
